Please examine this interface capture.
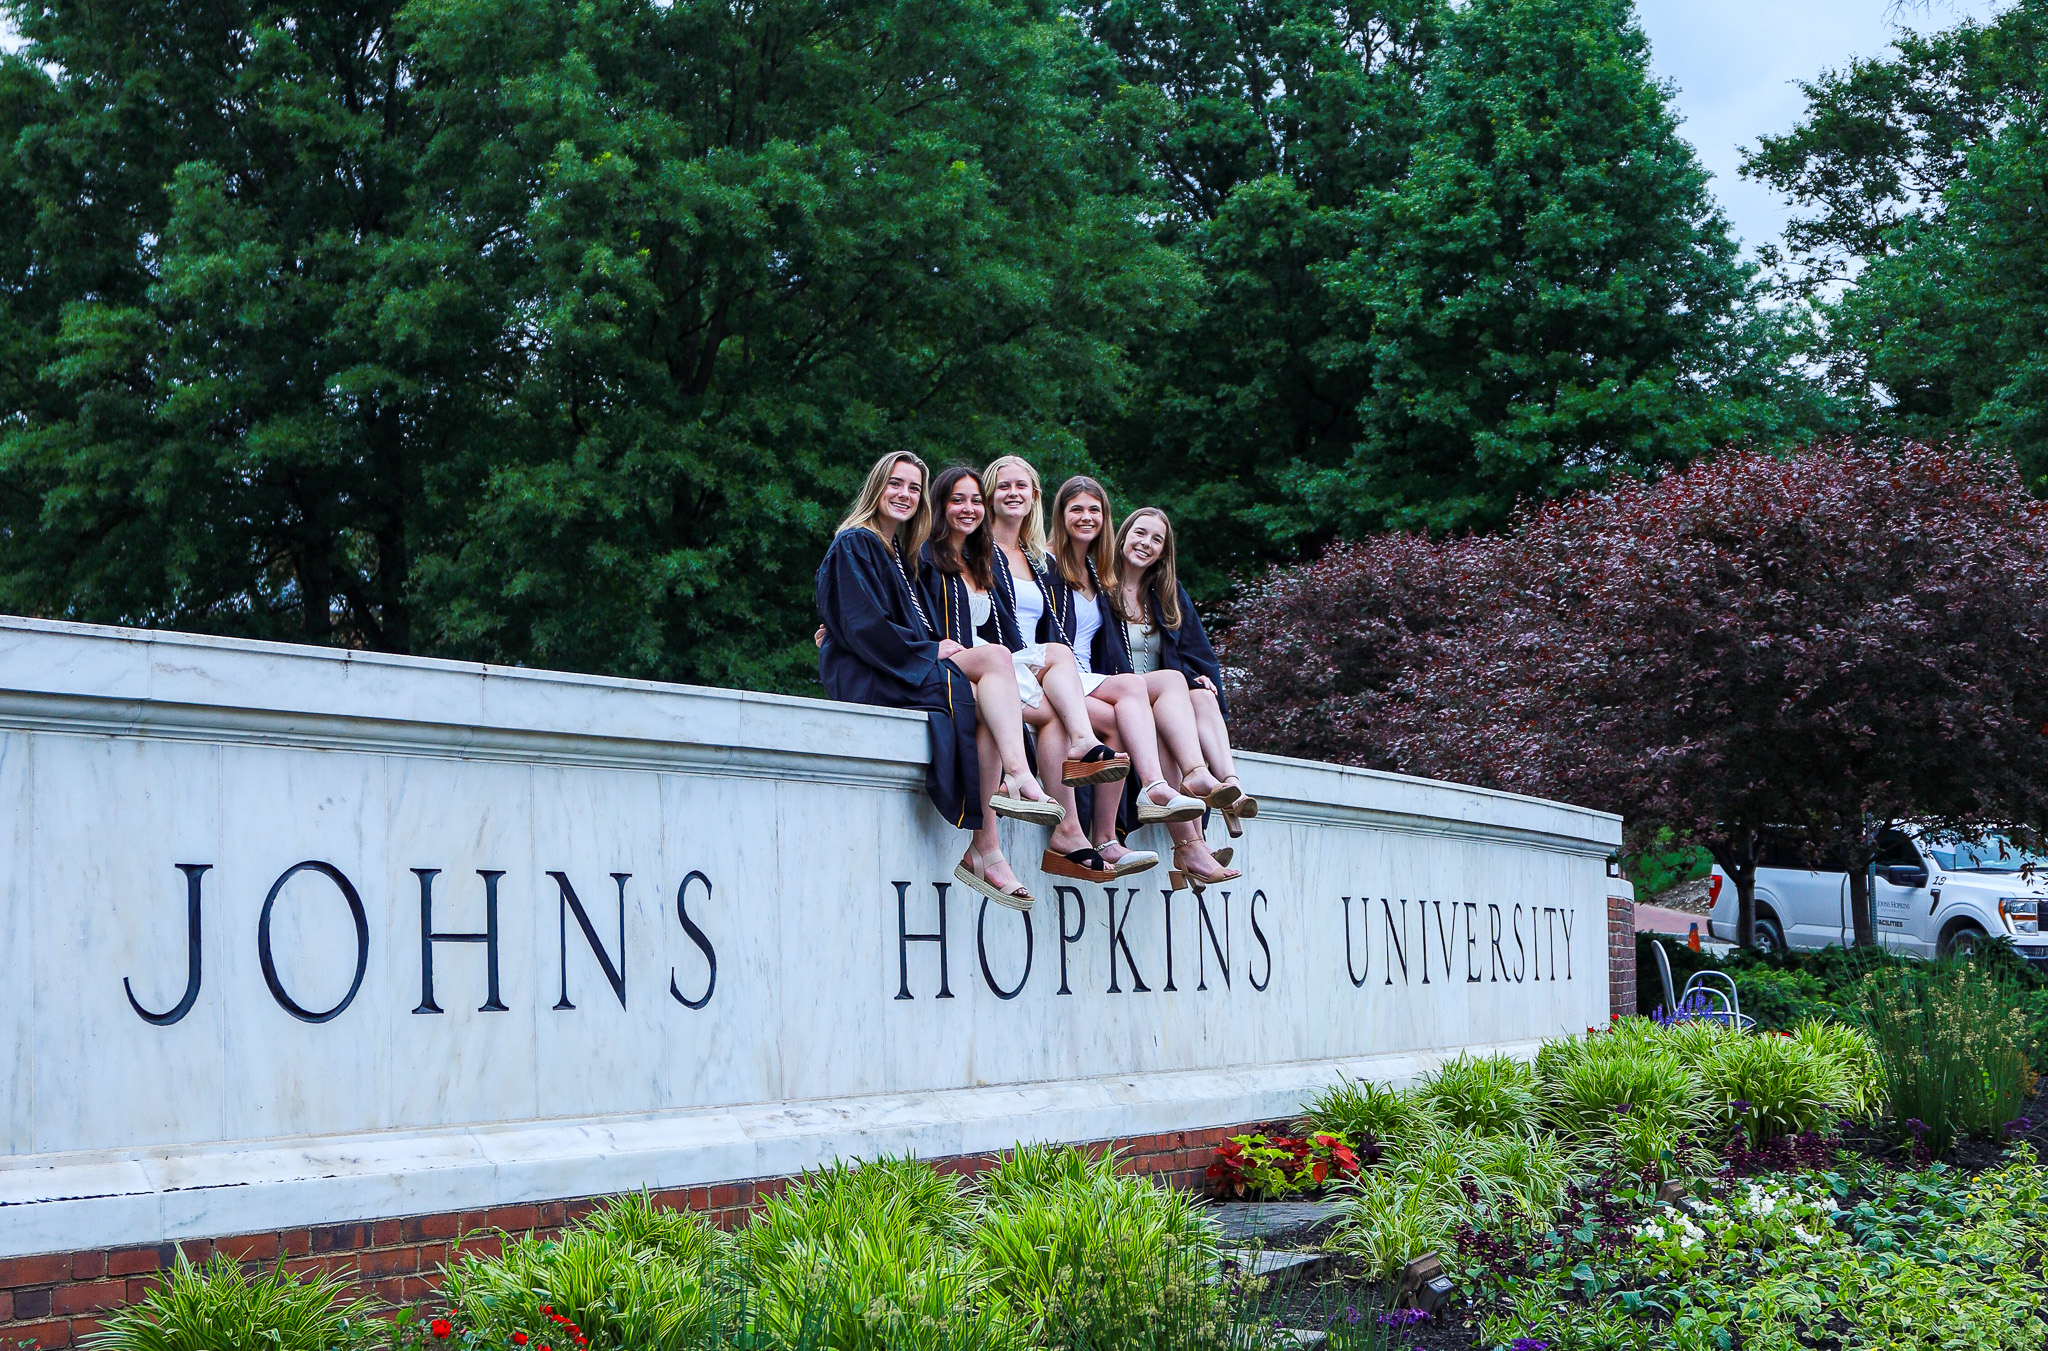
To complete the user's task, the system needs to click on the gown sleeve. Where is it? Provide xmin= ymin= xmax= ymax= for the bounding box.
xmin=1173 ymin=584 xmax=1229 ymax=722
xmin=819 ymin=533 xmax=940 ymax=686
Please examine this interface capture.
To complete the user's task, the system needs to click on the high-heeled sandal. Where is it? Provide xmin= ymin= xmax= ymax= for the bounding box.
xmin=956 ymin=847 xmax=1034 ymax=911
xmin=1135 ymin=779 xmax=1205 ymax=824
xmin=1202 ymin=769 xmax=1243 ymax=812
xmin=1062 ymin=743 xmax=1132 ymax=787
xmin=990 ymin=776 xmax=1065 ymax=826
xmin=1213 ymin=846 xmax=1233 ymax=869
xmin=1167 ymin=839 xmax=1242 ymax=894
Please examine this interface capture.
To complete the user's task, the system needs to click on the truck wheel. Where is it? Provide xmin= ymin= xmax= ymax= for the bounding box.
xmin=1752 ymin=914 xmax=1785 ymax=954
xmin=1940 ymin=923 xmax=1986 ymax=958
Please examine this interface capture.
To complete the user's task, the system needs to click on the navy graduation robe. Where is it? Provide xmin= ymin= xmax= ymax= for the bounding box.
xmin=917 ymin=544 xmax=1000 ymax=651
xmin=1145 ymin=583 xmax=1230 ymax=724
xmin=984 ymin=549 xmax=1050 ymax=653
xmin=1044 ymin=557 xmax=1127 ymax=677
xmin=817 ymin=528 xmax=983 ymax=831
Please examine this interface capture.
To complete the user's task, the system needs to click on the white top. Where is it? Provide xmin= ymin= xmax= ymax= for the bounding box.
xmin=968 ymin=588 xmax=991 ymax=644
xmin=1071 ymin=590 xmax=1103 ymax=673
xmin=1010 ymin=564 xmax=1046 ymax=644
xmin=1126 ymin=620 xmax=1162 ymax=676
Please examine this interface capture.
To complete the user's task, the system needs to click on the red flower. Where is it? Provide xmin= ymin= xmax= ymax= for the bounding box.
xmin=512 ymin=1337 xmax=528 ymax=1346
xmin=541 ymin=1306 xmax=552 ymax=1316
xmin=431 ymin=1319 xmax=453 ymax=1339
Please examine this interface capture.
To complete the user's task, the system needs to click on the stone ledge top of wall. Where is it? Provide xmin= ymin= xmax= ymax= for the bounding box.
xmin=0 ymin=616 xmax=1619 ymax=851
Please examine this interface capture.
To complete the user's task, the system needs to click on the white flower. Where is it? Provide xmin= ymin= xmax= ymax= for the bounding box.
xmin=1793 ymin=1225 xmax=1820 ymax=1246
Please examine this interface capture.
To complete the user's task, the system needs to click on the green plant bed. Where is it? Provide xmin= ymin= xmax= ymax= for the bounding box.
xmin=1638 ymin=936 xmax=2048 ymax=1072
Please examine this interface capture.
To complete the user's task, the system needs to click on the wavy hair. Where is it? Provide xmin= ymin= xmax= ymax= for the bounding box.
xmin=1116 ymin=506 xmax=1183 ymax=629
xmin=1049 ymin=475 xmax=1120 ymax=599
xmin=835 ymin=452 xmax=932 ymax=556
xmin=927 ymin=465 xmax=995 ymax=591
xmin=981 ymin=455 xmax=1048 ymax=558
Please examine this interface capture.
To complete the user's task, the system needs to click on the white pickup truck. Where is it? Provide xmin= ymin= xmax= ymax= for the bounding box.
xmin=1706 ymin=826 xmax=2048 ymax=962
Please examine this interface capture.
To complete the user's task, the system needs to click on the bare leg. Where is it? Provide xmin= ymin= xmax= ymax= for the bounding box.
xmin=967 ymin=722 xmax=1023 ymax=895
xmin=1088 ymin=675 xmax=1168 ymax=787
xmin=1190 ymin=687 xmax=1237 ymax=785
xmin=1030 ymin=710 xmax=1092 ymax=854
xmin=944 ymin=647 xmax=1050 ymax=801
xmin=1034 ymin=646 xmax=1105 ymax=755
xmin=1143 ymin=670 xmax=1221 ymax=798
xmin=1159 ymin=748 xmax=1232 ymax=876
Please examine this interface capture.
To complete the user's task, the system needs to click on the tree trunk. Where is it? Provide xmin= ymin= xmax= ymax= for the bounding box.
xmin=1733 ymin=863 xmax=1757 ymax=950
xmin=1847 ymin=859 xmax=1876 ymax=948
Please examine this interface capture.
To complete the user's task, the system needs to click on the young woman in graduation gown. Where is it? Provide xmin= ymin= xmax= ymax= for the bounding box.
xmin=917 ymin=465 xmax=1130 ymax=899
xmin=815 ymin=452 xmax=1065 ymax=911
xmin=1115 ymin=506 xmax=1257 ymax=842
xmin=1037 ymin=474 xmax=1216 ymax=875
xmin=1049 ymin=480 xmax=1243 ymax=891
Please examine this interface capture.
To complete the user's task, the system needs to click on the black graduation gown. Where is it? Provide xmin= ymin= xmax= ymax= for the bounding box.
xmin=985 ymin=548 xmax=1052 ymax=653
xmin=817 ymin=529 xmax=983 ymax=831
xmin=1045 ymin=556 xmax=1127 ymax=677
xmin=1146 ymin=583 xmax=1230 ymax=724
xmin=916 ymin=544 xmax=1001 ymax=651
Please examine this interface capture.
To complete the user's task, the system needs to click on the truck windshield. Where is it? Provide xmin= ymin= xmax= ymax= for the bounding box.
xmin=1925 ymin=834 xmax=2048 ymax=873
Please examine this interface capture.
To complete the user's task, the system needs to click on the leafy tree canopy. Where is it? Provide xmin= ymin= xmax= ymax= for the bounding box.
xmin=1229 ymin=444 xmax=2048 ymax=947
xmin=1303 ymin=0 xmax=1808 ymax=534
xmin=0 ymin=0 xmax=1189 ymax=690
xmin=1744 ymin=0 xmax=2048 ymax=485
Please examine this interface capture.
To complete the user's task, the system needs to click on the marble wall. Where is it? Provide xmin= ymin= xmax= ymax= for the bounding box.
xmin=0 ymin=618 xmax=1621 ymax=1255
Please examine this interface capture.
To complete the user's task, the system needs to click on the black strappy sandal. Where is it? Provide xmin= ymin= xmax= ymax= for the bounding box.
xmin=1062 ymin=742 xmax=1132 ymax=787
xmin=1041 ymin=845 xmax=1117 ymax=883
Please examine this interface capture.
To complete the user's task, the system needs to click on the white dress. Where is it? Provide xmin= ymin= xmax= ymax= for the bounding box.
xmin=1070 ymin=591 xmax=1109 ymax=695
xmin=1004 ymin=567 xmax=1051 ymax=709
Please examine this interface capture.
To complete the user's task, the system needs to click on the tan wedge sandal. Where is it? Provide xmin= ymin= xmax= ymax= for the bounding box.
xmin=955 ymin=846 xmax=1034 ymax=911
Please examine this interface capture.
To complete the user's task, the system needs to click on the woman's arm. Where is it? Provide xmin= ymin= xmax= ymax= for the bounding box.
xmin=818 ymin=533 xmax=941 ymax=681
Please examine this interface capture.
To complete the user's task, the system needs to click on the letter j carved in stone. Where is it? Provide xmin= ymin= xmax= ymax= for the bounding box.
xmin=126 ymin=863 xmax=211 ymax=1026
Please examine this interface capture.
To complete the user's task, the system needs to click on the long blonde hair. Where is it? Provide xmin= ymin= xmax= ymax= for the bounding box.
xmin=836 ymin=452 xmax=932 ymax=557
xmin=1049 ymin=476 xmax=1120 ymax=598
xmin=981 ymin=455 xmax=1048 ymax=559
xmin=1115 ymin=507 xmax=1183 ymax=629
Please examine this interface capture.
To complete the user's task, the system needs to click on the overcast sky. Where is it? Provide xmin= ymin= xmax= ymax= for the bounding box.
xmin=1635 ymin=0 xmax=2007 ymax=259
xmin=0 ymin=1 xmax=2014 ymax=259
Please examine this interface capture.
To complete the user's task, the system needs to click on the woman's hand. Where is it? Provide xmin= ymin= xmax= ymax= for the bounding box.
xmin=936 ymin=639 xmax=966 ymax=661
xmin=814 ymin=625 xmax=827 ymax=648
xmin=1193 ymin=674 xmax=1218 ymax=694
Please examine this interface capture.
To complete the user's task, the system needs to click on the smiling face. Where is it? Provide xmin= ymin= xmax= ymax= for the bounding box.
xmin=989 ymin=464 xmax=1036 ymax=525
xmin=878 ymin=459 xmax=924 ymax=527
xmin=943 ymin=480 xmax=986 ymax=540
xmin=1062 ymin=492 xmax=1105 ymax=545
xmin=1122 ymin=512 xmax=1168 ymax=572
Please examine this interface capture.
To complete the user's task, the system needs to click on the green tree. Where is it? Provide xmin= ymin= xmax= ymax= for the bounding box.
xmin=1745 ymin=1 xmax=2048 ymax=483
xmin=1310 ymin=0 xmax=1795 ymax=533
xmin=1083 ymin=0 xmax=1439 ymax=595
xmin=0 ymin=1 xmax=432 ymax=646
xmin=0 ymin=0 xmax=1189 ymax=690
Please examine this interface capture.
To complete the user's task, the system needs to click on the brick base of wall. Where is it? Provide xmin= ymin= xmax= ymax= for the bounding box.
xmin=0 ymin=1120 xmax=1289 ymax=1349
xmin=1609 ymin=888 xmax=1637 ymax=1021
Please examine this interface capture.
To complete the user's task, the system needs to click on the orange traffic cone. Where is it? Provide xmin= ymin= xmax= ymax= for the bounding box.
xmin=1687 ymin=923 xmax=1701 ymax=951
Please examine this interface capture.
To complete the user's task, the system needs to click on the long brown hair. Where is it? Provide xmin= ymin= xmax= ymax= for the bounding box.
xmin=1049 ymin=475 xmax=1119 ymax=598
xmin=836 ymin=451 xmax=932 ymax=557
xmin=928 ymin=465 xmax=995 ymax=591
xmin=1115 ymin=506 xmax=1182 ymax=629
